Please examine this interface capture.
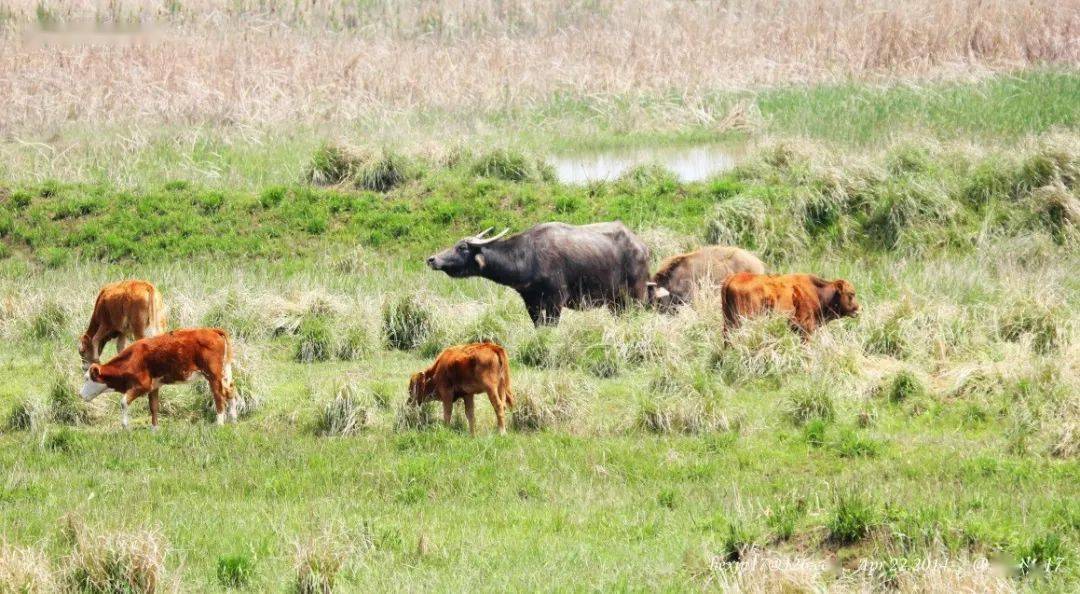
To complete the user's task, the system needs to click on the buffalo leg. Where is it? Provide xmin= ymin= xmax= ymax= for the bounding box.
xmin=524 ymin=298 xmax=547 ymax=327
xmin=148 ymin=389 xmax=160 ymax=430
xmin=463 ymin=394 xmax=476 ymax=436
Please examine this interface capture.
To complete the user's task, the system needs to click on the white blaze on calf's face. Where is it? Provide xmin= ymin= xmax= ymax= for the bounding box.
xmin=80 ymin=376 xmax=109 ymax=401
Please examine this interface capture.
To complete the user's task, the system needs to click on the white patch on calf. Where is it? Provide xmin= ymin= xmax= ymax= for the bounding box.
xmin=80 ymin=372 xmax=110 ymax=401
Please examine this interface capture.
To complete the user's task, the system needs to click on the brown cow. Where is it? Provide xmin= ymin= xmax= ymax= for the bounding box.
xmin=79 ymin=280 xmax=167 ymax=368
xmin=647 ymin=245 xmax=765 ymax=311
xmin=722 ymin=273 xmax=860 ymax=335
xmin=80 ymin=328 xmax=235 ymax=430
xmin=408 ymin=342 xmax=514 ymax=435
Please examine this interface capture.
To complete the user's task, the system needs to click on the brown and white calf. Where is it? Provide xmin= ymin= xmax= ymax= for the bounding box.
xmin=80 ymin=328 xmax=236 ymax=429
xmin=79 ymin=280 xmax=167 ymax=368
xmin=408 ymin=342 xmax=514 ymax=435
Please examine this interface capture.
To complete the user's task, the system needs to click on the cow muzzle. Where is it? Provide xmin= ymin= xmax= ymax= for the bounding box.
xmin=80 ymin=380 xmax=109 ymax=401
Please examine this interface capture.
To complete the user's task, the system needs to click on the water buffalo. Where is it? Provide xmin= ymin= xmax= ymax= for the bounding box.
xmin=427 ymin=222 xmax=650 ymax=325
xmin=647 ymin=245 xmax=765 ymax=312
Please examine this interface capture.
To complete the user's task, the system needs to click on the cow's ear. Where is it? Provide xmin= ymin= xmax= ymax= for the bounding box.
xmin=820 ymin=281 xmax=839 ymax=307
xmin=88 ymin=364 xmax=101 ymax=382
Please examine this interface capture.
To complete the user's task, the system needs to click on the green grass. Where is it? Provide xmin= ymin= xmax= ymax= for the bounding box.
xmin=1 ymin=125 xmax=1077 ymax=266
xmin=0 ymin=70 xmax=1078 ymax=590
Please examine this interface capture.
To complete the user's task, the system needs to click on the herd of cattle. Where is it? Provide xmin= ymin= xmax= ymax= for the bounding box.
xmin=76 ymin=221 xmax=859 ymax=433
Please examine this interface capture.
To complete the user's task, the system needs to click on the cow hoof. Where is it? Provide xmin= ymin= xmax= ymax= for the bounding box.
xmin=149 ymin=425 xmax=159 ymax=433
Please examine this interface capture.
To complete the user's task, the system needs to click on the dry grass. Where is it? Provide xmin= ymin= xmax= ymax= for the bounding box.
xmin=699 ymin=548 xmax=1015 ymax=593
xmin=0 ymin=0 xmax=1076 ymax=137
xmin=0 ymin=540 xmax=56 ymax=594
xmin=68 ymin=529 xmax=167 ymax=594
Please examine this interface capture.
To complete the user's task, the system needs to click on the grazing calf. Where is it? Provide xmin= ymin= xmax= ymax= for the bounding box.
xmin=722 ymin=273 xmax=860 ymax=335
xmin=408 ymin=342 xmax=514 ymax=435
xmin=79 ymin=280 xmax=167 ymax=368
xmin=647 ymin=245 xmax=765 ymax=311
xmin=80 ymin=328 xmax=235 ymax=429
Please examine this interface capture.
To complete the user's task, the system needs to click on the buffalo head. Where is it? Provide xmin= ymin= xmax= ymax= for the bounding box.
xmin=427 ymin=227 xmax=508 ymax=277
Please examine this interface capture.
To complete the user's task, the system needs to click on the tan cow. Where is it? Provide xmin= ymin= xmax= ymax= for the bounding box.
xmin=79 ymin=280 xmax=166 ymax=367
xmin=647 ymin=246 xmax=765 ymax=312
xmin=408 ymin=342 xmax=514 ymax=435
xmin=80 ymin=328 xmax=235 ymax=429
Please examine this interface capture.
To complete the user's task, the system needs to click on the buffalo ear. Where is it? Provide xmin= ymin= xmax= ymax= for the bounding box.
xmin=474 ymin=253 xmax=486 ymax=269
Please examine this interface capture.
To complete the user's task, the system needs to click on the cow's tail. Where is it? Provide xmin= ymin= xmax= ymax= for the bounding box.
xmin=496 ymin=345 xmax=514 ymax=408
xmin=145 ymin=284 xmax=163 ymax=337
xmin=218 ymin=329 xmax=235 ymax=393
xmin=150 ymin=284 xmax=167 ymax=336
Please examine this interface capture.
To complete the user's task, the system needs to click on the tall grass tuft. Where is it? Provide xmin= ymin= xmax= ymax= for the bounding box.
xmin=879 ymin=370 xmax=927 ymax=405
xmin=827 ymin=491 xmax=876 ymax=544
xmin=295 ymin=314 xmax=335 ymax=363
xmin=216 ymin=553 xmax=255 ymax=589
xmin=382 ymin=295 xmax=434 ymax=351
xmin=781 ymin=380 xmax=836 ymax=426
xmin=5 ymin=394 xmax=47 ymax=432
xmin=511 ymin=373 xmax=587 ymax=432
xmin=516 ymin=329 xmax=555 ymax=368
xmin=351 ymin=149 xmax=411 ymax=192
xmin=470 ymin=149 xmax=553 ymax=183
xmin=305 ymin=144 xmax=356 ymax=186
xmin=997 ymin=299 xmax=1066 ymax=354
xmin=394 ymin=400 xmax=440 ymax=431
xmin=292 ymin=532 xmax=350 ymax=594
xmin=336 ymin=323 xmax=374 ymax=361
xmin=315 ymin=376 xmax=383 ymax=436
xmin=68 ymin=529 xmax=166 ymax=594
xmin=0 ymin=541 xmax=56 ymax=594
xmin=48 ymin=373 xmax=95 ymax=426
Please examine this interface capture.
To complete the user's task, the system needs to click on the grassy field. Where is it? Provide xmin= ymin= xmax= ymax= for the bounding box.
xmin=1 ymin=0 xmax=1079 ymax=592
xmin=1 ymin=134 xmax=1078 ymax=591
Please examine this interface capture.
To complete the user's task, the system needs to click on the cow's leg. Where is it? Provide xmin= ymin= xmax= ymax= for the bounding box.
xmin=437 ymin=385 xmax=455 ymax=428
xmin=121 ymin=389 xmax=143 ymax=430
xmin=147 ymin=389 xmax=161 ymax=431
xmin=115 ymin=335 xmax=128 ymax=355
xmin=89 ymin=327 xmax=111 ymax=363
xmin=208 ymin=376 xmax=229 ymax=426
xmin=485 ymin=383 xmax=506 ymax=435
xmin=463 ymin=394 xmax=477 ymax=436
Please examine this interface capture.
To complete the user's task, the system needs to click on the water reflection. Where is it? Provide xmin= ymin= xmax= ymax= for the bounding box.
xmin=548 ymin=143 xmax=744 ymax=184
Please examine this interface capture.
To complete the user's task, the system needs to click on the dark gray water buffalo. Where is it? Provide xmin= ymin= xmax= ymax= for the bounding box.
xmin=647 ymin=245 xmax=765 ymax=311
xmin=427 ymin=222 xmax=650 ymax=325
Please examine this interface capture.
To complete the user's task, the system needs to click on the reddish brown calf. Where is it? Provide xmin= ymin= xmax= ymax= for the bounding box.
xmin=408 ymin=342 xmax=514 ymax=435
